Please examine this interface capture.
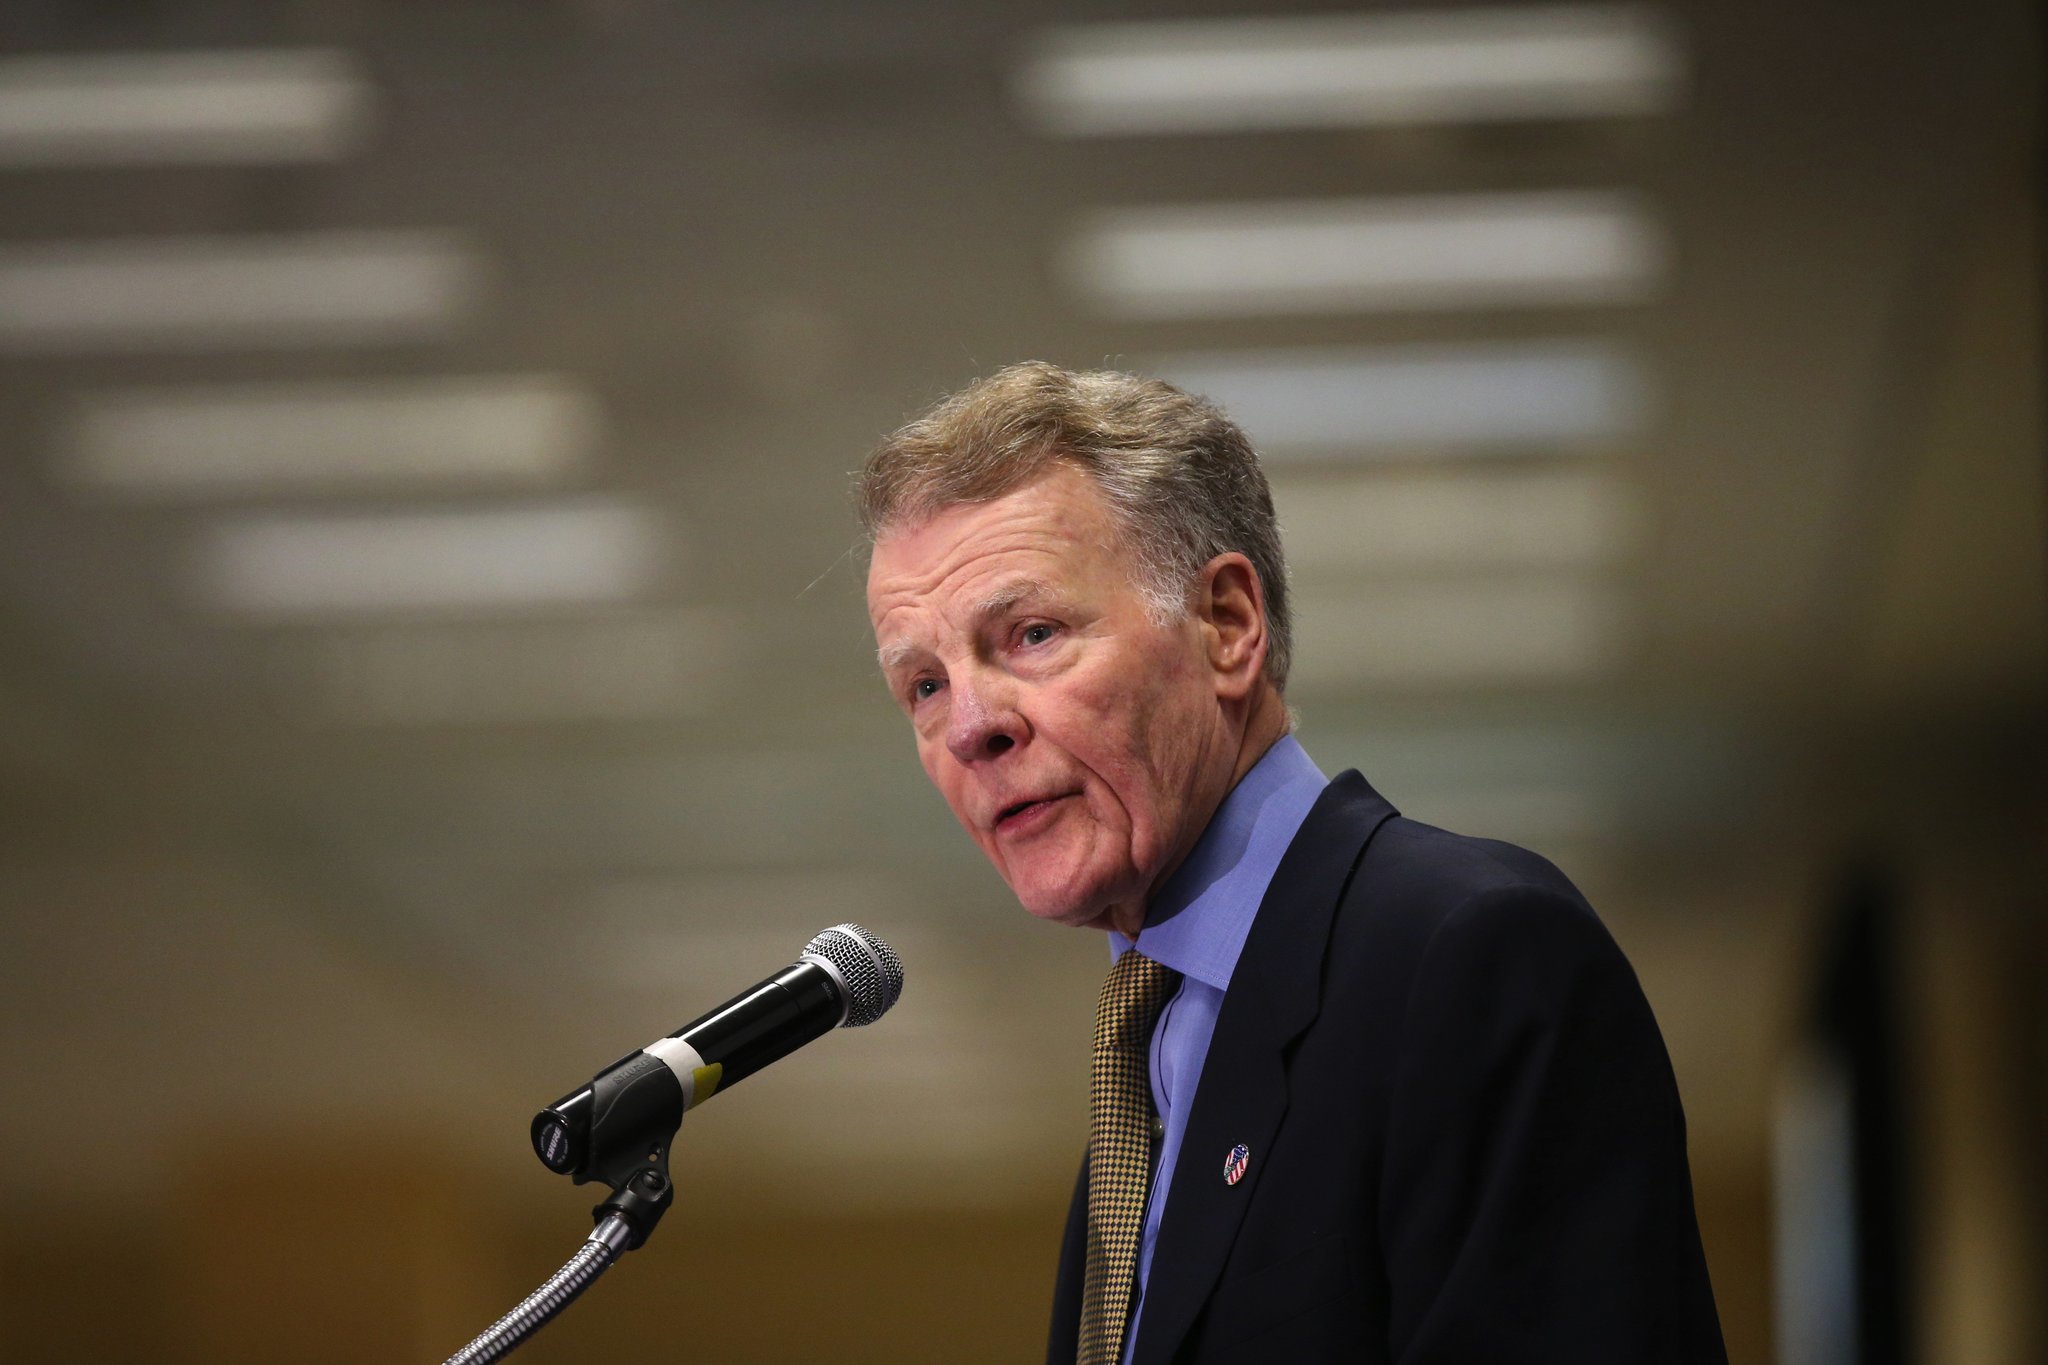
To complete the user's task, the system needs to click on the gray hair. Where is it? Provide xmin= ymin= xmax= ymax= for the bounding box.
xmin=856 ymin=361 xmax=1292 ymax=691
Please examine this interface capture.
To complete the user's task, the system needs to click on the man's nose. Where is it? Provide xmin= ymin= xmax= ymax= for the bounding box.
xmin=944 ymin=674 xmax=1025 ymax=765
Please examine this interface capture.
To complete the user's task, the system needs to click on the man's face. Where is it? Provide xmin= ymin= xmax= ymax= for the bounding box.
xmin=867 ymin=466 xmax=1235 ymax=934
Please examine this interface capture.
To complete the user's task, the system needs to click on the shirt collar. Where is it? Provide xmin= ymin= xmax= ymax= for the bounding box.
xmin=1108 ymin=734 xmax=1328 ymax=991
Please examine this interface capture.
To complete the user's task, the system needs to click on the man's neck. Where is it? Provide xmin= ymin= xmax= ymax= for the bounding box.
xmin=1227 ymin=684 xmax=1290 ymax=791
xmin=1120 ymin=685 xmax=1290 ymax=943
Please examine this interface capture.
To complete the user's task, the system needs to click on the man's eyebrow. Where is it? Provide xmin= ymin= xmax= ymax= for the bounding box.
xmin=974 ymin=577 xmax=1058 ymax=618
xmin=877 ymin=638 xmax=922 ymax=672
xmin=875 ymin=578 xmax=1066 ymax=673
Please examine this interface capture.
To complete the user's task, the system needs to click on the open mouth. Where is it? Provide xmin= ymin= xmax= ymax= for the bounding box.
xmin=996 ymin=794 xmax=1069 ymax=829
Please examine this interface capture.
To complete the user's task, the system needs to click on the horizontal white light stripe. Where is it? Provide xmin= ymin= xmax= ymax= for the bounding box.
xmin=1017 ymin=5 xmax=1680 ymax=136
xmin=0 ymin=48 xmax=371 ymax=166
xmin=196 ymin=500 xmax=666 ymax=617
xmin=0 ymin=230 xmax=482 ymax=352
xmin=1274 ymin=468 xmax=1641 ymax=570
xmin=62 ymin=375 xmax=601 ymax=497
xmin=1155 ymin=340 xmax=1645 ymax=455
xmin=293 ymin=609 xmax=728 ymax=725
xmin=1290 ymin=578 xmax=1623 ymax=687
xmin=1066 ymin=190 xmax=1662 ymax=317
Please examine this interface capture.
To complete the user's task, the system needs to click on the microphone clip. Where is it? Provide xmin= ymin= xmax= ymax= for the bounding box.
xmin=533 ymin=1047 xmax=686 ymax=1249
xmin=591 ymin=1150 xmax=674 ymax=1251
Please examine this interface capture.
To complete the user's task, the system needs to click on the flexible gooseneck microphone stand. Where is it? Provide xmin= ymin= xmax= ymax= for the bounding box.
xmin=442 ymin=1215 xmax=632 ymax=1365
xmin=442 ymin=1161 xmax=674 ymax=1365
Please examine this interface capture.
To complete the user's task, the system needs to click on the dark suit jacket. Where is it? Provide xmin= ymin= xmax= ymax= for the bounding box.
xmin=1048 ymin=771 xmax=1727 ymax=1364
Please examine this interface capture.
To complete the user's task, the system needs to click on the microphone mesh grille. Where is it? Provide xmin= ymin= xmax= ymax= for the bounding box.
xmin=803 ymin=923 xmax=903 ymax=1027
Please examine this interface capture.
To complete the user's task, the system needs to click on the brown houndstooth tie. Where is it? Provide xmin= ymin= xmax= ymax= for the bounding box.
xmin=1079 ymin=949 xmax=1180 ymax=1365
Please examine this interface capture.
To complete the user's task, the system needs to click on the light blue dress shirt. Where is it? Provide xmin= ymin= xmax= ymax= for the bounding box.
xmin=1106 ymin=734 xmax=1328 ymax=1363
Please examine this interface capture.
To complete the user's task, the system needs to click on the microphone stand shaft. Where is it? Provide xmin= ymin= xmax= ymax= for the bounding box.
xmin=442 ymin=1215 xmax=635 ymax=1365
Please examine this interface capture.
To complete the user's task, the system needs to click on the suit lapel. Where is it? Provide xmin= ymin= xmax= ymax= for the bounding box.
xmin=1131 ymin=772 xmax=1395 ymax=1365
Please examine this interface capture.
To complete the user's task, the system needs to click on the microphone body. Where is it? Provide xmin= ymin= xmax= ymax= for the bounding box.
xmin=531 ymin=923 xmax=900 ymax=1186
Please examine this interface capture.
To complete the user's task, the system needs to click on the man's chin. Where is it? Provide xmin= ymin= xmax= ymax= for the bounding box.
xmin=1008 ymin=877 xmax=1124 ymax=933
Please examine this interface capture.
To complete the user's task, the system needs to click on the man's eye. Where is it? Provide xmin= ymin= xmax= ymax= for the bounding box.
xmin=912 ymin=678 xmax=943 ymax=702
xmin=1020 ymin=623 xmax=1057 ymax=647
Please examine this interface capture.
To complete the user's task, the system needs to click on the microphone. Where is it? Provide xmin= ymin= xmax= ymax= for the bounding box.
xmin=531 ymin=923 xmax=903 ymax=1185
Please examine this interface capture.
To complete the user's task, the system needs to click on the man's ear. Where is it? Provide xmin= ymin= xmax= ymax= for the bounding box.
xmin=1196 ymin=553 xmax=1268 ymax=702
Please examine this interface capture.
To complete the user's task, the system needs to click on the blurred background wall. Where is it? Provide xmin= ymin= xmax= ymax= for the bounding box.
xmin=0 ymin=2 xmax=2039 ymax=1361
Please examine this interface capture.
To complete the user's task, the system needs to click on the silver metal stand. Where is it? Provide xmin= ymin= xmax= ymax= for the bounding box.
xmin=442 ymin=1214 xmax=636 ymax=1364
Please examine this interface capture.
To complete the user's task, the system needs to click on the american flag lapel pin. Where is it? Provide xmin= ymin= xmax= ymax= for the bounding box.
xmin=1223 ymin=1142 xmax=1250 ymax=1186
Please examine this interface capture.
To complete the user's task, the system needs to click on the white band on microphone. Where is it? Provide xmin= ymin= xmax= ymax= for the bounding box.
xmin=644 ymin=1036 xmax=722 ymax=1110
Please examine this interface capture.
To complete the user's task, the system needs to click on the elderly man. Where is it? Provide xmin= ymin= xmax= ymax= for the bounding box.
xmin=860 ymin=362 xmax=1726 ymax=1364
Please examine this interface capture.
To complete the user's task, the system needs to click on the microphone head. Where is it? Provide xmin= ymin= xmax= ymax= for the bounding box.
xmin=801 ymin=923 xmax=903 ymax=1027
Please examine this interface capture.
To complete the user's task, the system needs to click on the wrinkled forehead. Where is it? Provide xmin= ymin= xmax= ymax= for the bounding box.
xmin=865 ymin=523 xmax=1064 ymax=629
xmin=864 ymin=469 xmax=1128 ymax=635
xmin=870 ymin=468 xmax=1087 ymax=573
